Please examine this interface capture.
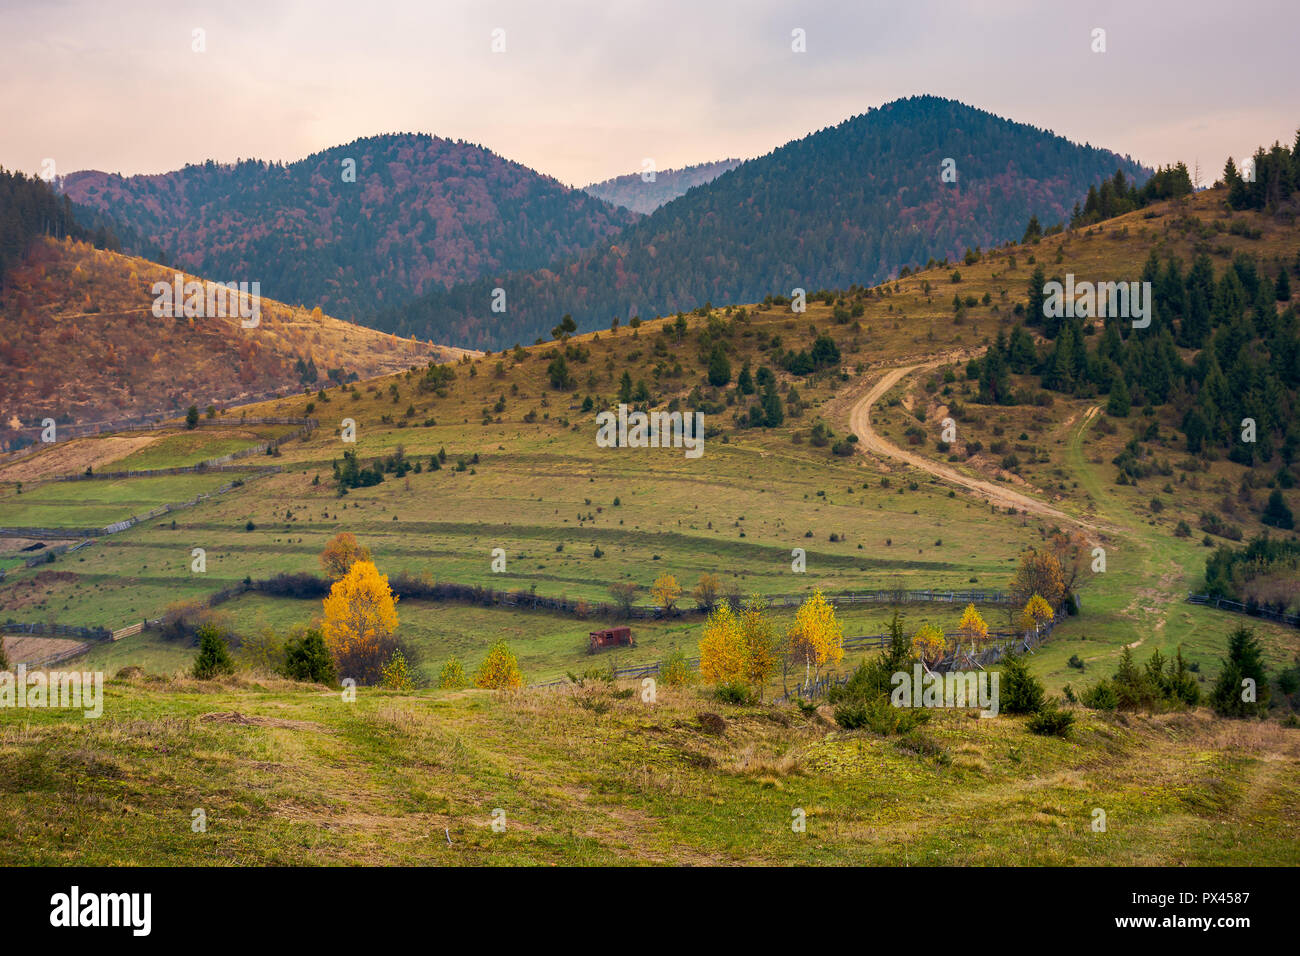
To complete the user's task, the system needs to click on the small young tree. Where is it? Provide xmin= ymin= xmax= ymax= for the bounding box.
xmin=910 ymin=623 xmax=947 ymax=666
xmin=998 ymin=654 xmax=1045 ymax=714
xmin=438 ymin=657 xmax=467 ymax=689
xmin=787 ymin=588 xmax=844 ymax=687
xmin=319 ymin=532 xmax=371 ymax=581
xmin=956 ymin=603 xmax=989 ymax=644
xmin=321 ymin=559 xmax=399 ymax=684
xmin=1018 ymin=594 xmax=1055 ymax=638
xmin=698 ymin=602 xmax=745 ymax=685
xmin=185 ymin=404 xmax=200 ymax=430
xmin=1211 ymin=626 xmax=1271 ymax=718
xmin=0 ymin=637 xmax=9 ymax=672
xmin=739 ymin=594 xmax=780 ymax=699
xmin=475 ymin=640 xmax=523 ymax=690
xmin=651 ymin=573 xmax=682 ymax=614
xmin=692 ymin=572 xmax=722 ymax=611
xmin=282 ymin=628 xmax=336 ymax=684
xmin=192 ymin=624 xmax=235 ymax=679
xmin=608 ymin=581 xmax=638 ymax=617
xmin=381 ymin=649 xmax=414 ymax=692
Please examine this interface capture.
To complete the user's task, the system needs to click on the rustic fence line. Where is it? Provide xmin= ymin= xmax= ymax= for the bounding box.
xmin=535 ymin=608 xmax=1069 ymax=695
xmin=1186 ymin=592 xmax=1300 ymax=629
xmin=0 ymin=471 xmax=276 ymax=541
xmin=1 ymin=619 xmax=111 ymax=641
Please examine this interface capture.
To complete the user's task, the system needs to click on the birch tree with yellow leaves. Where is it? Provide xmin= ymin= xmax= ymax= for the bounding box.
xmin=1019 ymin=594 xmax=1055 ymax=639
xmin=956 ymin=603 xmax=989 ymax=645
xmin=698 ymin=601 xmax=745 ymax=685
xmin=787 ymin=588 xmax=844 ymax=688
xmin=321 ymin=559 xmax=399 ymax=684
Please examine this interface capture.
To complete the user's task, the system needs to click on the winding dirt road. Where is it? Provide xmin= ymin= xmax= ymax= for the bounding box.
xmin=847 ymin=361 xmax=1114 ymax=536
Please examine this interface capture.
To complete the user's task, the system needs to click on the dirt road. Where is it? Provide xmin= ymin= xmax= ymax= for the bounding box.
xmin=847 ymin=361 xmax=1114 ymax=536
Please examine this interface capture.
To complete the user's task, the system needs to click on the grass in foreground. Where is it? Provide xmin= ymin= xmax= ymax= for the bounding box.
xmin=0 ymin=674 xmax=1296 ymax=866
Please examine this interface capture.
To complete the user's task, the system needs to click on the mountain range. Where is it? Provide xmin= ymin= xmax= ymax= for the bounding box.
xmin=54 ymin=97 xmax=1148 ymax=352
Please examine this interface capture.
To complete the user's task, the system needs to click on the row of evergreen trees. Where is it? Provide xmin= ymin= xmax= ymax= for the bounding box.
xmin=972 ymin=248 xmax=1300 ymax=470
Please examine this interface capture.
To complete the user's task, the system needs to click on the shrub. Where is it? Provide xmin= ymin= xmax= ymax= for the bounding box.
xmin=282 ymin=629 xmax=337 ymax=685
xmin=191 ymin=624 xmax=235 ymax=680
xmin=660 ymin=648 xmax=694 ymax=687
xmin=381 ymin=649 xmax=415 ymax=692
xmin=1027 ymin=705 xmax=1075 ymax=737
xmin=1081 ymin=680 xmax=1118 ymax=710
xmin=998 ymin=654 xmax=1045 ymax=714
xmin=714 ymin=681 xmax=755 ymax=705
xmin=835 ymin=695 xmax=930 ymax=734
xmin=438 ymin=657 xmax=467 ymax=689
xmin=475 ymin=640 xmax=524 ymax=690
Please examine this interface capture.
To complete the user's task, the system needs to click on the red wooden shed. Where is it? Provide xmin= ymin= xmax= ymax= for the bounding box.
xmin=588 ymin=626 xmax=634 ymax=652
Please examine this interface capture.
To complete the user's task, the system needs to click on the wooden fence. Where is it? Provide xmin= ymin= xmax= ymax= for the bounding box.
xmin=1186 ymin=593 xmax=1300 ymax=629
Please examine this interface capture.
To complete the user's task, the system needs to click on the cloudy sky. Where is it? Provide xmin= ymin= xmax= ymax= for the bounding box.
xmin=3 ymin=0 xmax=1297 ymax=187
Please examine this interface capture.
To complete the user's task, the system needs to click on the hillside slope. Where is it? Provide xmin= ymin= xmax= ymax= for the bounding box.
xmin=0 ymin=238 xmax=468 ymax=445
xmin=379 ymin=96 xmax=1149 ymax=349
xmin=60 ymin=134 xmax=639 ymax=321
xmin=583 ymin=158 xmax=743 ymax=214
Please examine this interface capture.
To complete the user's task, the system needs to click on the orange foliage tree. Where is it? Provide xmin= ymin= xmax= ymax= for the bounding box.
xmin=320 ymin=532 xmax=371 ymax=581
xmin=321 ymin=559 xmax=399 ymax=684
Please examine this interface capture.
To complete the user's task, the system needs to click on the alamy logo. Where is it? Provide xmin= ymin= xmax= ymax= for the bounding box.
xmin=49 ymin=886 xmax=151 ymax=936
xmin=0 ymin=666 xmax=103 ymax=718
xmin=151 ymin=274 xmax=261 ymax=328
xmin=595 ymin=403 xmax=705 ymax=459
xmin=1043 ymin=274 xmax=1151 ymax=329
xmin=891 ymin=665 xmax=1000 ymax=717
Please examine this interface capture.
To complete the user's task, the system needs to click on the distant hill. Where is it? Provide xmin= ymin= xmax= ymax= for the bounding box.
xmin=0 ymin=237 xmax=468 ymax=441
xmin=379 ymin=96 xmax=1150 ymax=350
xmin=60 ymin=134 xmax=639 ymax=321
xmin=584 ymin=158 xmax=743 ymax=214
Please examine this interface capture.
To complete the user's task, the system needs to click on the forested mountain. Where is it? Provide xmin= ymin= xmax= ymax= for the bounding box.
xmin=583 ymin=158 xmax=743 ymax=214
xmin=378 ymin=96 xmax=1149 ymax=350
xmin=60 ymin=134 xmax=639 ymax=321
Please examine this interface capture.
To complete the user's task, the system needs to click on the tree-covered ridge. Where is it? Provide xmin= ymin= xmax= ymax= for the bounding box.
xmin=60 ymin=134 xmax=638 ymax=322
xmin=0 ymin=168 xmax=119 ymax=290
xmin=968 ymin=132 xmax=1300 ymax=532
xmin=583 ymin=158 xmax=743 ymax=214
xmin=379 ymin=96 xmax=1148 ymax=350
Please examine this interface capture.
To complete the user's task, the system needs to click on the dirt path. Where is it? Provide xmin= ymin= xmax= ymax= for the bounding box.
xmin=847 ymin=361 xmax=1116 ymax=536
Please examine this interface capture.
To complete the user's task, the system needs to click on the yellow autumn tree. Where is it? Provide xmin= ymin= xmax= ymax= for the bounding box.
xmin=438 ymin=657 xmax=467 ymax=689
xmin=739 ymin=594 xmax=781 ymax=698
xmin=692 ymin=572 xmax=722 ymax=611
xmin=474 ymin=640 xmax=523 ymax=690
xmin=698 ymin=601 xmax=745 ymax=685
xmin=788 ymin=588 xmax=844 ymax=686
xmin=651 ymin=572 xmax=682 ymax=614
xmin=320 ymin=532 xmax=371 ymax=581
xmin=911 ymin=623 xmax=947 ymax=665
xmin=956 ymin=603 xmax=989 ymax=644
xmin=321 ymin=559 xmax=399 ymax=684
xmin=1019 ymin=594 xmax=1055 ymax=636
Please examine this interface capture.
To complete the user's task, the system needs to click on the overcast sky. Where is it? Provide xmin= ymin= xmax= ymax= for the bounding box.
xmin=3 ymin=0 xmax=1297 ymax=188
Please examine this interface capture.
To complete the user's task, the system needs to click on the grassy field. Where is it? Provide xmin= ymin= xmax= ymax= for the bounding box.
xmin=0 ymin=186 xmax=1294 ymax=699
xmin=0 ymin=674 xmax=1295 ymax=866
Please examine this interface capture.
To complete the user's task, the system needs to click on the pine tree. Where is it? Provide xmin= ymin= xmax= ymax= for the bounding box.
xmin=1211 ymin=626 xmax=1270 ymax=718
xmin=192 ymin=624 xmax=235 ymax=679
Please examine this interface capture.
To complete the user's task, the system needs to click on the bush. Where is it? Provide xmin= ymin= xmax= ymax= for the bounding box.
xmin=1027 ymin=705 xmax=1075 ymax=737
xmin=998 ymin=654 xmax=1045 ymax=714
xmin=380 ymin=649 xmax=415 ymax=692
xmin=438 ymin=657 xmax=467 ymax=689
xmin=191 ymin=624 xmax=235 ymax=679
xmin=282 ymin=629 xmax=336 ymax=685
xmin=835 ymin=695 xmax=930 ymax=734
xmin=714 ymin=681 xmax=755 ymax=705
xmin=1081 ymin=680 xmax=1118 ymax=710
xmin=660 ymin=648 xmax=694 ymax=687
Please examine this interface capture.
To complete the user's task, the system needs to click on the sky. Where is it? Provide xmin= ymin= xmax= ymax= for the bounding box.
xmin=2 ymin=0 xmax=1297 ymax=188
